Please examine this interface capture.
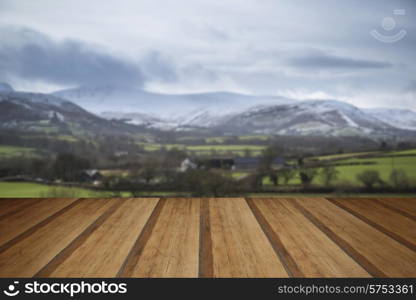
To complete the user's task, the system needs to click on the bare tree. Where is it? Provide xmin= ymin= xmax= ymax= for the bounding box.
xmin=299 ymin=168 xmax=318 ymax=186
xmin=390 ymin=169 xmax=409 ymax=189
xmin=320 ymin=166 xmax=339 ymax=186
xmin=280 ymin=168 xmax=295 ymax=185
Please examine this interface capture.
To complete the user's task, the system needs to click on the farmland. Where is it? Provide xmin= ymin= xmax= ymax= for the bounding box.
xmin=137 ymin=142 xmax=266 ymax=156
xmin=0 ymin=182 xmax=104 ymax=198
xmin=0 ymin=182 xmax=190 ymax=198
xmin=0 ymin=145 xmax=39 ymax=158
xmin=263 ymin=149 xmax=416 ymax=186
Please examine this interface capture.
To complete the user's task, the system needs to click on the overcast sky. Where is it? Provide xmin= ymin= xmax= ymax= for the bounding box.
xmin=0 ymin=0 xmax=415 ymax=109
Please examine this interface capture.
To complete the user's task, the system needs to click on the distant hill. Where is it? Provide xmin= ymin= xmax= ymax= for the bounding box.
xmin=364 ymin=108 xmax=416 ymax=131
xmin=0 ymin=82 xmax=14 ymax=92
xmin=52 ymin=84 xmax=416 ymax=138
xmin=53 ymin=84 xmax=293 ymax=119
xmin=1 ymin=83 xmax=415 ymax=139
xmin=0 ymin=88 xmax=145 ymax=136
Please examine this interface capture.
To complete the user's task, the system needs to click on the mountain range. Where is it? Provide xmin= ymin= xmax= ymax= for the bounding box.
xmin=1 ymin=82 xmax=416 ymax=138
xmin=0 ymin=84 xmax=143 ymax=136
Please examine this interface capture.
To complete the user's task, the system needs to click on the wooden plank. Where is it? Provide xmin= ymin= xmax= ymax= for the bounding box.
xmin=0 ymin=199 xmax=41 ymax=218
xmin=41 ymin=198 xmax=159 ymax=277
xmin=117 ymin=199 xmax=166 ymax=277
xmin=126 ymin=198 xmax=200 ymax=278
xmin=330 ymin=198 xmax=416 ymax=251
xmin=199 ymin=199 xmax=213 ymax=278
xmin=250 ymin=198 xmax=369 ymax=277
xmin=0 ymin=198 xmax=79 ymax=248
xmin=376 ymin=198 xmax=416 ymax=219
xmin=0 ymin=198 xmax=115 ymax=277
xmin=295 ymin=198 xmax=416 ymax=277
xmin=210 ymin=198 xmax=288 ymax=277
xmin=247 ymin=198 xmax=303 ymax=277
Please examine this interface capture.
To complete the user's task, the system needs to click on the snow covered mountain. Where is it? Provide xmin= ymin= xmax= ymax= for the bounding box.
xmin=0 ymin=88 xmax=142 ymax=135
xmin=53 ymin=84 xmax=293 ymax=119
xmin=212 ymin=100 xmax=400 ymax=137
xmin=364 ymin=108 xmax=416 ymax=131
xmin=0 ymin=82 xmax=14 ymax=92
xmin=0 ymin=82 xmax=407 ymax=138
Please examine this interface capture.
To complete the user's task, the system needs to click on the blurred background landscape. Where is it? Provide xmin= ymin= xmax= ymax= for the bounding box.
xmin=0 ymin=0 xmax=415 ymax=197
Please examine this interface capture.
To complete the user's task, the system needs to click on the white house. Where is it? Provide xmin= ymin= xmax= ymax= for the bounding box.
xmin=179 ymin=158 xmax=197 ymax=172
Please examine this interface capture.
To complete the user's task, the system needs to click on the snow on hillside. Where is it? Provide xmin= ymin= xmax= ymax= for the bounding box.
xmin=364 ymin=108 xmax=416 ymax=131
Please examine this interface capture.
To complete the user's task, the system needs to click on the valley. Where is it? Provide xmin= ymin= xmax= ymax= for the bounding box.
xmin=1 ymin=82 xmax=416 ymax=198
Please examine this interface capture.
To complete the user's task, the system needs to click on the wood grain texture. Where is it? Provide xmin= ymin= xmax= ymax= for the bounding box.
xmin=199 ymin=198 xmax=213 ymax=278
xmin=41 ymin=198 xmax=159 ymax=277
xmin=0 ymin=199 xmax=42 ymax=218
xmin=127 ymin=198 xmax=200 ymax=278
xmin=295 ymin=198 xmax=416 ymax=277
xmin=246 ymin=198 xmax=303 ymax=277
xmin=116 ymin=198 xmax=165 ymax=277
xmin=0 ymin=197 xmax=415 ymax=278
xmin=0 ymin=199 xmax=115 ymax=277
xmin=330 ymin=198 xmax=416 ymax=251
xmin=250 ymin=198 xmax=369 ymax=278
xmin=210 ymin=198 xmax=288 ymax=278
xmin=0 ymin=198 xmax=79 ymax=249
xmin=376 ymin=198 xmax=416 ymax=219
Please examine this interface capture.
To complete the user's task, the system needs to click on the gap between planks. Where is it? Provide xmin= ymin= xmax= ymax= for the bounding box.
xmin=327 ymin=198 xmax=416 ymax=252
xmin=0 ymin=198 xmax=83 ymax=254
xmin=116 ymin=198 xmax=165 ymax=277
xmin=245 ymin=198 xmax=303 ymax=277
xmin=34 ymin=199 xmax=126 ymax=277
xmin=292 ymin=199 xmax=386 ymax=277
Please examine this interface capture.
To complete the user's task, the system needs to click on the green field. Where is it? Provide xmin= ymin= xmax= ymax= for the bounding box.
xmin=0 ymin=182 xmax=105 ymax=198
xmin=0 ymin=182 xmax=192 ymax=198
xmin=176 ymin=135 xmax=269 ymax=143
xmin=138 ymin=142 xmax=265 ymax=156
xmin=310 ymin=151 xmax=381 ymax=161
xmin=264 ymin=149 xmax=416 ymax=186
xmin=381 ymin=149 xmax=416 ymax=156
xmin=0 ymin=145 xmax=39 ymax=158
xmin=329 ymin=156 xmax=416 ymax=184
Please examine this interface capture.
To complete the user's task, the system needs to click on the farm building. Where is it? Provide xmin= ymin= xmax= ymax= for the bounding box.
xmin=179 ymin=158 xmax=198 ymax=172
xmin=79 ymin=169 xmax=103 ymax=182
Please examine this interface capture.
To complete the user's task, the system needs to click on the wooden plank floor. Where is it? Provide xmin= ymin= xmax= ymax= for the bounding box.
xmin=0 ymin=197 xmax=415 ymax=278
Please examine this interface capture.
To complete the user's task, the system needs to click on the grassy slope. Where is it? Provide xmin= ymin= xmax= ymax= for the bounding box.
xmin=0 ymin=182 xmax=103 ymax=198
xmin=263 ymin=149 xmax=416 ymax=186
xmin=330 ymin=156 xmax=416 ymax=184
xmin=0 ymin=145 xmax=38 ymax=158
xmin=138 ymin=142 xmax=265 ymax=155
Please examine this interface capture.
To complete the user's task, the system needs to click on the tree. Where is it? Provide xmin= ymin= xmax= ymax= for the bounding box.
xmin=51 ymin=153 xmax=91 ymax=182
xmin=390 ymin=169 xmax=409 ymax=189
xmin=280 ymin=168 xmax=295 ymax=185
xmin=243 ymin=148 xmax=252 ymax=158
xmin=140 ymin=158 xmax=160 ymax=184
xmin=268 ymin=172 xmax=279 ymax=186
xmin=258 ymin=145 xmax=282 ymax=172
xmin=320 ymin=166 xmax=339 ymax=186
xmin=178 ymin=169 xmax=238 ymax=196
xmin=299 ymin=168 xmax=318 ymax=186
xmin=356 ymin=170 xmax=383 ymax=189
xmin=249 ymin=171 xmax=265 ymax=189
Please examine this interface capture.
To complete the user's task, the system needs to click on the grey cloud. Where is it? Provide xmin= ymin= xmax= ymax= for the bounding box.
xmin=140 ymin=51 xmax=177 ymax=82
xmin=0 ymin=27 xmax=145 ymax=86
xmin=404 ymin=80 xmax=416 ymax=93
xmin=288 ymin=52 xmax=392 ymax=71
